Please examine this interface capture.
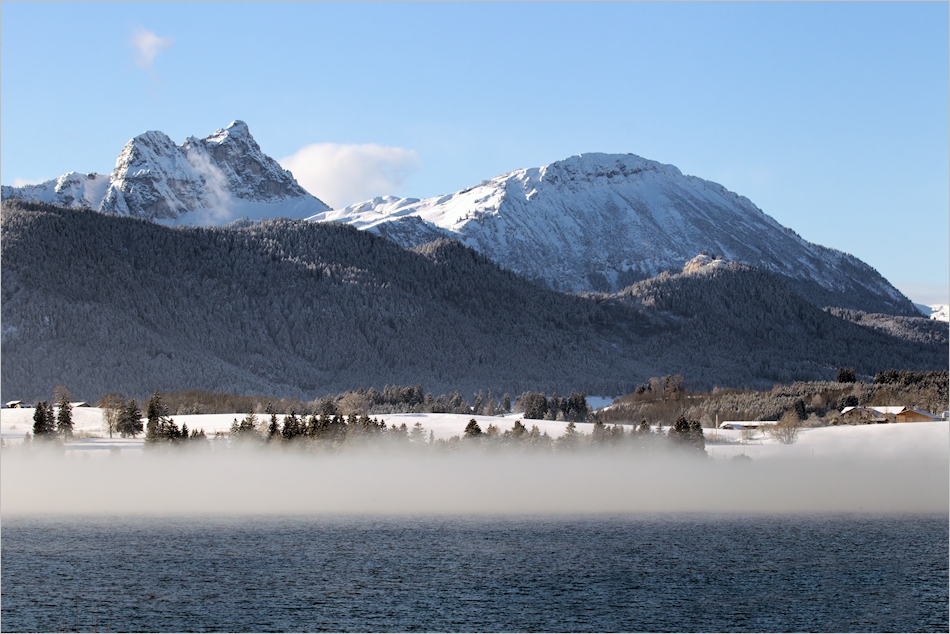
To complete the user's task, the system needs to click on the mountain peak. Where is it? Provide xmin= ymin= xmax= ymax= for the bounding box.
xmin=3 ymin=121 xmax=330 ymax=225
xmin=203 ymin=119 xmax=252 ymax=146
xmin=547 ymin=152 xmax=682 ymax=179
xmin=312 ymin=151 xmax=916 ymax=315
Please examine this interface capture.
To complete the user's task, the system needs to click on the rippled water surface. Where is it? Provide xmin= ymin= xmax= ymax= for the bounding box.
xmin=2 ymin=514 xmax=946 ymax=632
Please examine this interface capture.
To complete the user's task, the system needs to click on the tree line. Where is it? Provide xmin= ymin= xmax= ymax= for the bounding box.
xmin=15 ymin=390 xmax=703 ymax=456
xmin=599 ymin=370 xmax=949 ymax=427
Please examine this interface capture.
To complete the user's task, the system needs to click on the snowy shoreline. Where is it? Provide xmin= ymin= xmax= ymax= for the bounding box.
xmin=2 ymin=407 xmax=947 ymax=462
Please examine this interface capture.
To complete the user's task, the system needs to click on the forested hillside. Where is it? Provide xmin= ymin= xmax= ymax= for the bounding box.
xmin=2 ymin=201 xmax=945 ymax=402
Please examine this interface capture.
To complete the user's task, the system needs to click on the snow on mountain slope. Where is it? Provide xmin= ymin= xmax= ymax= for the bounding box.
xmin=1 ymin=172 xmax=111 ymax=210
xmin=916 ymin=303 xmax=949 ymax=322
xmin=309 ymin=153 xmax=915 ymax=315
xmin=2 ymin=121 xmax=329 ymax=225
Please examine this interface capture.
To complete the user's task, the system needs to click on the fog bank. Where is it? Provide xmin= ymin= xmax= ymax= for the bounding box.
xmin=2 ymin=451 xmax=946 ymax=516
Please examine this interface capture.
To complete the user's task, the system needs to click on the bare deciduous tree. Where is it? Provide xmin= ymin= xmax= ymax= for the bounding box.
xmin=766 ymin=410 xmax=803 ymax=444
xmin=97 ymin=393 xmax=124 ymax=439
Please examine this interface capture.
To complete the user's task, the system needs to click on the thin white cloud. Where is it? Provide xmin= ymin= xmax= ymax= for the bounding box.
xmin=132 ymin=28 xmax=174 ymax=69
xmin=12 ymin=177 xmax=43 ymax=187
xmin=279 ymin=143 xmax=421 ymax=209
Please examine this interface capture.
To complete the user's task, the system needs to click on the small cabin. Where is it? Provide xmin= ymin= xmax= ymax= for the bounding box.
xmin=5 ymin=400 xmax=22 ymax=408
xmin=895 ymin=409 xmax=941 ymax=423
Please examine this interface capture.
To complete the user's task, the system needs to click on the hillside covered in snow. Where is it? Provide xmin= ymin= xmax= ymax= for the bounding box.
xmin=1 ymin=121 xmax=329 ymax=225
xmin=311 ymin=153 xmax=916 ymax=316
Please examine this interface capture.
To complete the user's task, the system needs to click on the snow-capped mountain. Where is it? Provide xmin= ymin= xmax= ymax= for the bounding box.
xmin=310 ymin=153 xmax=916 ymax=316
xmin=1 ymin=121 xmax=329 ymax=225
xmin=915 ymin=303 xmax=950 ymax=323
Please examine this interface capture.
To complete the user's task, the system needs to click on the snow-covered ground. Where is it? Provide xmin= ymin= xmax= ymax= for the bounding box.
xmin=2 ymin=407 xmax=946 ymax=463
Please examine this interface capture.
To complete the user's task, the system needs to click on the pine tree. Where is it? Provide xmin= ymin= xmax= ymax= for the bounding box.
xmin=836 ymin=367 xmax=856 ymax=383
xmin=56 ymin=393 xmax=74 ymax=440
xmin=230 ymin=412 xmax=260 ymax=443
xmin=472 ymin=392 xmax=484 ymax=415
xmin=267 ymin=412 xmax=280 ymax=441
xmin=506 ymin=420 xmax=527 ymax=442
xmin=282 ymin=411 xmax=300 ymax=441
xmin=117 ymin=399 xmax=143 ymax=438
xmin=145 ymin=392 xmax=168 ymax=444
xmin=669 ymin=416 xmax=705 ymax=455
xmin=464 ymin=419 xmax=483 ymax=438
xmin=409 ymin=421 xmax=427 ymax=443
xmin=32 ymin=402 xmax=55 ymax=439
xmin=558 ymin=421 xmax=580 ymax=451
xmin=145 ymin=392 xmax=167 ymax=441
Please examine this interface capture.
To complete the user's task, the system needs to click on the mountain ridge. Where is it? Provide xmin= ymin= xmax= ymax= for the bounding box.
xmin=2 ymin=199 xmax=944 ymax=402
xmin=310 ymin=152 xmax=916 ymax=316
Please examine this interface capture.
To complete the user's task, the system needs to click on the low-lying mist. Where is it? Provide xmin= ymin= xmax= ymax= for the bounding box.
xmin=2 ymin=448 xmax=946 ymax=516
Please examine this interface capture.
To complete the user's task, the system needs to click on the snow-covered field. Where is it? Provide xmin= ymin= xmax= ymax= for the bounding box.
xmin=2 ymin=406 xmax=946 ymax=463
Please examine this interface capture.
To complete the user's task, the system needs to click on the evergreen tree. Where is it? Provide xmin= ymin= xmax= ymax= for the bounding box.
xmin=32 ymin=402 xmax=55 ymax=439
xmin=558 ymin=421 xmax=580 ymax=451
xmin=145 ymin=392 xmax=168 ymax=443
xmin=117 ymin=399 xmax=143 ymax=438
xmin=409 ymin=421 xmax=427 ymax=443
xmin=230 ymin=412 xmax=260 ymax=442
xmin=565 ymin=392 xmax=589 ymax=422
xmin=505 ymin=420 xmax=527 ymax=443
xmin=591 ymin=420 xmax=608 ymax=445
xmin=267 ymin=411 xmax=281 ymax=442
xmin=464 ymin=419 xmax=483 ymax=438
xmin=668 ymin=416 xmax=705 ymax=455
xmin=56 ymin=390 xmax=74 ymax=440
xmin=518 ymin=392 xmax=548 ymax=420
xmin=282 ymin=411 xmax=300 ymax=441
xmin=836 ymin=367 xmax=857 ymax=383
xmin=54 ymin=385 xmax=73 ymax=440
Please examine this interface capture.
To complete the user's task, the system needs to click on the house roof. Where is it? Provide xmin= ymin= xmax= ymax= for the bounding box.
xmin=869 ymin=406 xmax=908 ymax=415
xmin=841 ymin=405 xmax=906 ymax=415
xmin=719 ymin=421 xmax=776 ymax=429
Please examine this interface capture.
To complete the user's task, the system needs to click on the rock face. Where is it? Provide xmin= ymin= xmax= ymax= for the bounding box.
xmin=1 ymin=121 xmax=329 ymax=225
xmin=310 ymin=153 xmax=916 ymax=316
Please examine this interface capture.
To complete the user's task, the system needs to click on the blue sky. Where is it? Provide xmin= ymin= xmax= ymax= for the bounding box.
xmin=2 ymin=2 xmax=947 ymax=304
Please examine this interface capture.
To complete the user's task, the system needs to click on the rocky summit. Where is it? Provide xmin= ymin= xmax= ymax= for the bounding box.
xmin=1 ymin=121 xmax=329 ymax=225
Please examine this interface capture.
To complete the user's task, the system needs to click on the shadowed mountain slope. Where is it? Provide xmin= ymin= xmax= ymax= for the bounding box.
xmin=2 ymin=201 xmax=944 ymax=402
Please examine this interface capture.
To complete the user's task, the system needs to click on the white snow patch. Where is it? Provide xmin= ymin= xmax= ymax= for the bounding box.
xmin=916 ymin=302 xmax=949 ymax=322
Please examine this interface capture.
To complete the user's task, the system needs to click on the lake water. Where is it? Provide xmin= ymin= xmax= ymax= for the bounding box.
xmin=1 ymin=514 xmax=946 ymax=632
